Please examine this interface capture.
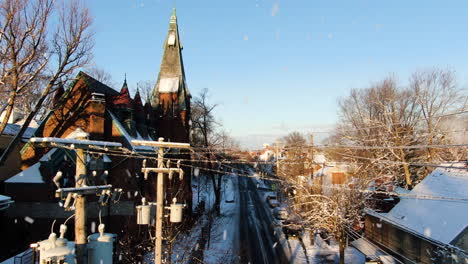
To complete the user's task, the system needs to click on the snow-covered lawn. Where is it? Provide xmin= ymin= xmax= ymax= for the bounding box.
xmin=147 ymin=173 xmax=240 ymax=264
xmin=286 ymin=231 xmax=365 ymax=264
xmin=203 ymin=174 xmax=240 ymax=264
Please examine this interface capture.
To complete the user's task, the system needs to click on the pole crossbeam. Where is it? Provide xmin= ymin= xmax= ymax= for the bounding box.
xmin=29 ymin=137 xmax=123 ymax=150
xmin=131 ymin=139 xmax=190 ymax=149
xmin=28 ymin=131 xmax=123 ymax=264
xmin=56 ymin=185 xmax=113 ymax=196
xmin=139 ymin=137 xmax=190 ymax=264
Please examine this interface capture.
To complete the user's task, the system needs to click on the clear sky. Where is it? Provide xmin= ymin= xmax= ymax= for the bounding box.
xmin=85 ymin=0 xmax=468 ymax=148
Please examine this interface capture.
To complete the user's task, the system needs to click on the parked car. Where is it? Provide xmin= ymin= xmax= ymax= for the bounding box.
xmin=273 ymin=207 xmax=288 ymax=220
xmin=266 ymin=194 xmax=277 ymax=202
xmin=225 ymin=190 xmax=235 ymax=203
xmin=268 ymin=199 xmax=280 ymax=208
xmin=282 ymin=219 xmax=303 ymax=237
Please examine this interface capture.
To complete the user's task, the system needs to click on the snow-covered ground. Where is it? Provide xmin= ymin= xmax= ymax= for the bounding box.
xmin=254 ymin=175 xmax=366 ymax=264
xmin=287 ymin=234 xmax=365 ymax=264
xmin=148 ymin=172 xmax=240 ymax=264
xmin=203 ymin=174 xmax=239 ymax=263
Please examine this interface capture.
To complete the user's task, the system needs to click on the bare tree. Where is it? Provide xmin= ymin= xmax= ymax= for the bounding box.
xmin=0 ymin=0 xmax=93 ymax=165
xmin=410 ymin=68 xmax=463 ymax=163
xmin=282 ymin=131 xmax=307 ymax=147
xmin=191 ymin=88 xmax=229 ymax=216
xmin=0 ymin=0 xmax=52 ymax=133
xmin=210 ymin=129 xmax=240 ymax=150
xmin=136 ymin=80 xmax=156 ymax=102
xmin=291 ymin=183 xmax=365 ymax=264
xmin=191 ymin=88 xmax=218 ymax=148
xmin=279 ymin=131 xmax=307 ymax=182
xmin=86 ymin=65 xmax=114 ymax=87
xmin=332 ymin=77 xmax=421 ymax=188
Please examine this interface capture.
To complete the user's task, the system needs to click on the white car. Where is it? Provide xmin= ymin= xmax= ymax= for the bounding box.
xmin=273 ymin=207 xmax=288 ymax=220
xmin=268 ymin=199 xmax=280 ymax=208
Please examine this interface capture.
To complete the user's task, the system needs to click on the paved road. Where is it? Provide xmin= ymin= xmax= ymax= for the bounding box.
xmin=238 ymin=175 xmax=287 ymax=264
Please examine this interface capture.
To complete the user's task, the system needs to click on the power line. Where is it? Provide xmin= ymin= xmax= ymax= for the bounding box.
xmin=325 ymin=148 xmax=468 ymax=170
xmin=282 ymin=143 xmax=468 ymax=151
xmin=44 ymin=142 xmax=468 ymax=202
xmin=306 ymin=109 xmax=468 ymax=135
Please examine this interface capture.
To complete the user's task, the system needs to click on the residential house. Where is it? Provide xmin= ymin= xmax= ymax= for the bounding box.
xmin=364 ymin=163 xmax=468 ymax=264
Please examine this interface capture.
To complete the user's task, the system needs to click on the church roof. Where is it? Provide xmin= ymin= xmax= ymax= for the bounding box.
xmin=112 ymin=80 xmax=133 ymax=109
xmin=78 ymin=71 xmax=119 ymax=96
xmin=133 ymin=88 xmax=145 ymax=119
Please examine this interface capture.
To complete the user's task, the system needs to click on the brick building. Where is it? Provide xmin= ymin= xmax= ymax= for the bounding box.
xmin=0 ymin=9 xmax=192 ymax=261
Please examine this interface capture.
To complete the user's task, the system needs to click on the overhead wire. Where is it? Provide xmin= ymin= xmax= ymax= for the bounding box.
xmin=44 ymin=141 xmax=468 ymax=202
xmin=303 ymin=109 xmax=468 ymax=135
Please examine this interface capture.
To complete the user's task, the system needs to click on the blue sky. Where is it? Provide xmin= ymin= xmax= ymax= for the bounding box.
xmin=85 ymin=0 xmax=468 ymax=148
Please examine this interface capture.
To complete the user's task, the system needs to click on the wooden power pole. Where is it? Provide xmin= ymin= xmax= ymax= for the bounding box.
xmin=74 ymin=130 xmax=88 ymax=264
xmin=275 ymin=140 xmax=281 ymax=178
xmin=28 ymin=129 xmax=123 ymax=264
xmin=132 ymin=138 xmax=190 ymax=264
xmin=309 ymin=134 xmax=314 ymax=180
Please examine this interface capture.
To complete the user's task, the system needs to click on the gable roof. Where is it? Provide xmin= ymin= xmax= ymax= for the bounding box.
xmin=78 ymin=71 xmax=119 ymax=96
xmin=20 ymin=72 xmax=118 ymax=143
xmin=370 ymin=163 xmax=468 ymax=246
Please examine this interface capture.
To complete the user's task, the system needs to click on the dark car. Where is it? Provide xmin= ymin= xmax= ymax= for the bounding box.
xmin=282 ymin=219 xmax=303 ymax=237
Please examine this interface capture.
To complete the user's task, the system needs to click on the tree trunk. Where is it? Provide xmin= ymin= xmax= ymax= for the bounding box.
xmin=339 ymin=236 xmax=345 ymax=264
xmin=0 ymin=90 xmax=18 ymax=134
xmin=0 ymin=81 xmax=54 ymax=165
xmin=211 ymin=174 xmax=222 ymax=216
xmin=391 ymin=105 xmax=412 ymax=188
xmin=399 ymin=148 xmax=412 ymax=188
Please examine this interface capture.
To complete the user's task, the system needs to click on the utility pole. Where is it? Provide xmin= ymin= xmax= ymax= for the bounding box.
xmin=29 ymin=130 xmax=123 ymax=264
xmin=309 ymin=134 xmax=314 ymax=180
xmin=275 ymin=140 xmax=281 ymax=178
xmin=132 ymin=138 xmax=190 ymax=264
xmin=75 ymin=130 xmax=88 ymax=264
xmin=155 ymin=139 xmax=164 ymax=264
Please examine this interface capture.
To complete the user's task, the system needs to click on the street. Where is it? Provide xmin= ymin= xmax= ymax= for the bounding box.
xmin=238 ymin=175 xmax=287 ymax=264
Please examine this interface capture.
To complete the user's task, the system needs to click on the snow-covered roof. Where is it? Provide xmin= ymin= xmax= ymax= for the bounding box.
xmin=314 ymin=154 xmax=326 ymax=164
xmin=5 ymin=162 xmax=44 ymax=183
xmin=29 ymin=137 xmax=122 ymax=148
xmin=158 ymin=77 xmax=179 ymax=93
xmin=0 ymin=110 xmax=40 ymax=138
xmin=0 ymin=194 xmax=13 ymax=211
xmin=39 ymin=148 xmax=58 ymax=162
xmin=351 ymin=238 xmax=398 ymax=264
xmin=373 ymin=163 xmax=468 ymax=245
xmin=108 ymin=111 xmax=156 ymax=152
xmin=2 ymin=123 xmax=37 ymax=138
xmin=0 ymin=194 xmax=11 ymax=202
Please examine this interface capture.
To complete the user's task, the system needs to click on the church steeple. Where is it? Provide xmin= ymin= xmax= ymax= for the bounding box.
xmin=151 ymin=8 xmax=189 ymax=106
xmin=151 ymin=8 xmax=191 ymax=143
xmin=170 ymin=8 xmax=177 ymax=24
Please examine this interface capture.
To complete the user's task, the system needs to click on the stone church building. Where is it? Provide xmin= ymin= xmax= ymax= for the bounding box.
xmin=0 ymin=9 xmax=192 ymax=261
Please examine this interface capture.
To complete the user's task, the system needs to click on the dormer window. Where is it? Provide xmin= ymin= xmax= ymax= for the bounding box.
xmin=168 ymin=32 xmax=176 ymax=46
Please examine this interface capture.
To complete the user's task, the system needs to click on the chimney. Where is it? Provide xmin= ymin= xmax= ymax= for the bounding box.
xmin=88 ymin=93 xmax=106 ymax=141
